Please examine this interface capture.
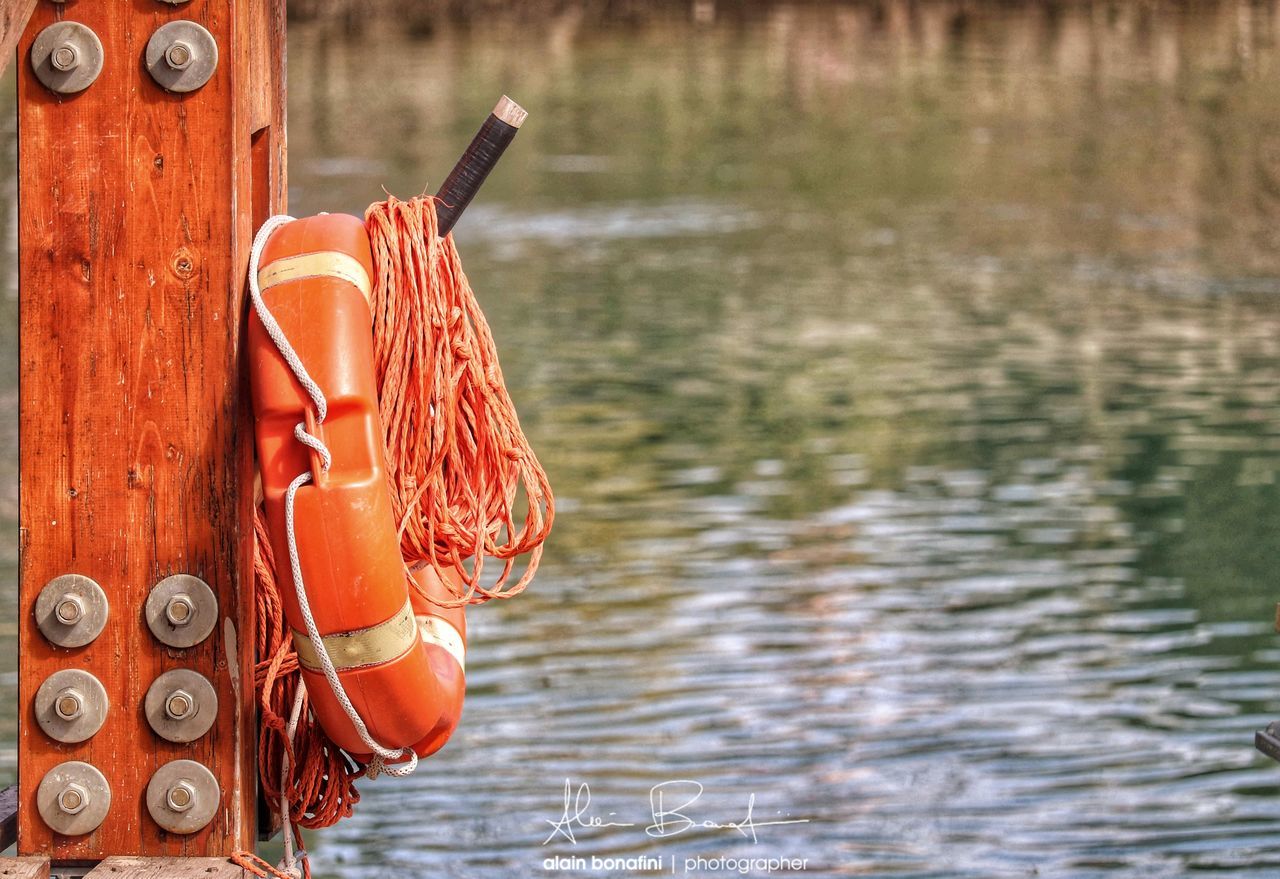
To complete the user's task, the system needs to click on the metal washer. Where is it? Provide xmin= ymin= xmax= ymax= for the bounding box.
xmin=144 ymin=668 xmax=217 ymax=743
xmin=35 ymin=573 xmax=109 ymax=648
xmin=37 ymin=761 xmax=111 ymax=836
xmin=34 ymin=668 xmax=109 ymax=744
xmin=145 ymin=20 xmax=218 ymax=94
xmin=30 ymin=22 xmax=104 ymax=96
xmin=146 ymin=759 xmax=219 ymax=834
xmin=145 ymin=574 xmax=217 ymax=648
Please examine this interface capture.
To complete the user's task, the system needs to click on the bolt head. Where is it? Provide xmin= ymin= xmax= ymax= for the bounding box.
xmin=165 ymin=593 xmax=194 ymax=626
xmin=50 ymin=43 xmax=79 ymax=72
xmin=57 ymin=782 xmax=89 ymax=815
xmin=166 ymin=780 xmax=195 ymax=812
xmin=165 ymin=689 xmax=194 ymax=720
xmin=53 ymin=688 xmax=84 ymax=721
xmin=164 ymin=41 xmax=193 ymax=71
xmin=54 ymin=594 xmax=84 ymax=625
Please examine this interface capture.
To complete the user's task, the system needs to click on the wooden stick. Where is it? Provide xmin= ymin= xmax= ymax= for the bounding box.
xmin=434 ymin=95 xmax=527 ymax=236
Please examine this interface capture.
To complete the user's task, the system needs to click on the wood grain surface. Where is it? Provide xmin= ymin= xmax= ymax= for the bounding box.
xmin=85 ymin=857 xmax=247 ymax=877
xmin=0 ymin=785 xmax=16 ymax=851
xmin=17 ymin=0 xmax=285 ymax=859
xmin=0 ymin=0 xmax=35 ymax=78
xmin=0 ymin=857 xmax=48 ymax=879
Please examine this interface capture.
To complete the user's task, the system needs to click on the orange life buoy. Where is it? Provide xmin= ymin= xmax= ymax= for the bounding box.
xmin=247 ymin=213 xmax=466 ymax=763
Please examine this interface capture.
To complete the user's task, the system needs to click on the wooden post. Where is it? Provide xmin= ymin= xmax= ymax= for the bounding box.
xmin=15 ymin=0 xmax=284 ymax=861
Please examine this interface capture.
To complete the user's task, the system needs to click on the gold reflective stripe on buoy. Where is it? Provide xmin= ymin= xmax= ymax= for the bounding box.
xmin=257 ymin=250 xmax=372 ymax=304
xmin=416 ymin=615 xmax=466 ymax=671
xmin=293 ymin=600 xmax=417 ymax=672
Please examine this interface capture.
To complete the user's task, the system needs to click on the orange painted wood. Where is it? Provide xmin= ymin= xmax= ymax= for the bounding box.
xmin=0 ymin=0 xmax=35 ymax=78
xmin=17 ymin=0 xmax=285 ymax=860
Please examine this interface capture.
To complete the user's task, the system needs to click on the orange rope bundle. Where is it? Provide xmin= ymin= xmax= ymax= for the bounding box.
xmin=231 ymin=849 xmax=312 ymax=879
xmin=366 ymin=196 xmax=554 ymax=605
xmin=249 ymin=195 xmax=553 ymax=834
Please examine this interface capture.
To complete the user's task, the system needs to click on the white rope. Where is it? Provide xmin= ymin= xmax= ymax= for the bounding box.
xmin=249 ymin=217 xmax=328 ymax=423
xmin=279 ymin=683 xmax=307 ymax=879
xmin=249 ymin=216 xmax=418 ymax=785
xmin=283 ymin=471 xmax=418 ymax=778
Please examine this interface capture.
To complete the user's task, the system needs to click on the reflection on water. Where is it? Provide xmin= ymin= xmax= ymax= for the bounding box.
xmin=8 ymin=1 xmax=1280 ymax=876
xmin=279 ymin=4 xmax=1280 ymax=876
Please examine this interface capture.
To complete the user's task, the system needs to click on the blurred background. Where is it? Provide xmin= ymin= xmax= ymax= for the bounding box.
xmin=7 ymin=0 xmax=1280 ymax=876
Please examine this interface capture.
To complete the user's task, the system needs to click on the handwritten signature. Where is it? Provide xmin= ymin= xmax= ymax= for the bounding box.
xmin=543 ymin=778 xmax=810 ymax=845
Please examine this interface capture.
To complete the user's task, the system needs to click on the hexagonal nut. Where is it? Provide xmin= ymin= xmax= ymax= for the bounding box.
xmin=50 ymin=43 xmax=79 ymax=72
xmin=54 ymin=688 xmax=84 ymax=721
xmin=164 ymin=41 xmax=194 ymax=71
xmin=30 ymin=22 xmax=104 ymax=96
xmin=37 ymin=761 xmax=111 ymax=836
xmin=35 ymin=669 xmax=108 ymax=744
xmin=165 ymin=593 xmax=195 ymax=626
xmin=36 ymin=574 xmax=109 ymax=648
xmin=146 ymin=575 xmax=216 ymax=647
xmin=57 ymin=782 xmax=89 ymax=815
xmin=54 ymin=594 xmax=85 ymax=625
xmin=146 ymin=760 xmax=218 ymax=833
xmin=166 ymin=779 xmax=196 ymax=813
xmin=144 ymin=669 xmax=216 ymax=743
xmin=165 ymin=689 xmax=195 ymax=720
xmin=144 ymin=21 xmax=218 ymax=94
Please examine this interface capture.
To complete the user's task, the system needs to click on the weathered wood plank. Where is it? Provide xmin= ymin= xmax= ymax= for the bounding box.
xmin=0 ymin=785 xmax=17 ymax=851
xmin=17 ymin=0 xmax=286 ymax=859
xmin=85 ymin=857 xmax=248 ymax=878
xmin=0 ymin=0 xmax=35 ymax=79
xmin=0 ymin=857 xmax=49 ymax=879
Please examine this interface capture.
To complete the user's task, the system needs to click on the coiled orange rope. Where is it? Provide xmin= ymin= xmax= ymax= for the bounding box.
xmin=366 ymin=196 xmax=554 ymax=605
xmin=248 ymin=196 xmax=553 ymax=843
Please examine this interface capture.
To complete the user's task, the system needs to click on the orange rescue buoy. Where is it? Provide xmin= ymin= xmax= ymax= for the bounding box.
xmin=247 ymin=213 xmax=466 ymax=763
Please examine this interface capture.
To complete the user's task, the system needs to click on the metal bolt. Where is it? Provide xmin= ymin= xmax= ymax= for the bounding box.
xmin=165 ymin=780 xmax=195 ymax=812
xmin=164 ymin=41 xmax=193 ymax=71
xmin=50 ymin=43 xmax=79 ymax=72
xmin=165 ymin=593 xmax=194 ymax=626
xmin=165 ymin=689 xmax=194 ymax=720
xmin=54 ymin=594 xmax=84 ymax=625
xmin=53 ymin=688 xmax=84 ymax=721
xmin=57 ymin=782 xmax=89 ymax=815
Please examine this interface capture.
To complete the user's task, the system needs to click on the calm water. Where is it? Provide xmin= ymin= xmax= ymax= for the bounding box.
xmin=11 ymin=2 xmax=1280 ymax=877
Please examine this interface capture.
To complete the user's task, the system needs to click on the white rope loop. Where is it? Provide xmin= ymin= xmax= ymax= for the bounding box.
xmin=293 ymin=423 xmax=333 ymax=473
xmin=250 ymin=215 xmax=417 ymax=781
xmin=249 ymin=217 xmax=329 ymax=426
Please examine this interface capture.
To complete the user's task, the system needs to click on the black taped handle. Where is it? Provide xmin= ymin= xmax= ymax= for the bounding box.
xmin=434 ymin=97 xmax=525 ymax=237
